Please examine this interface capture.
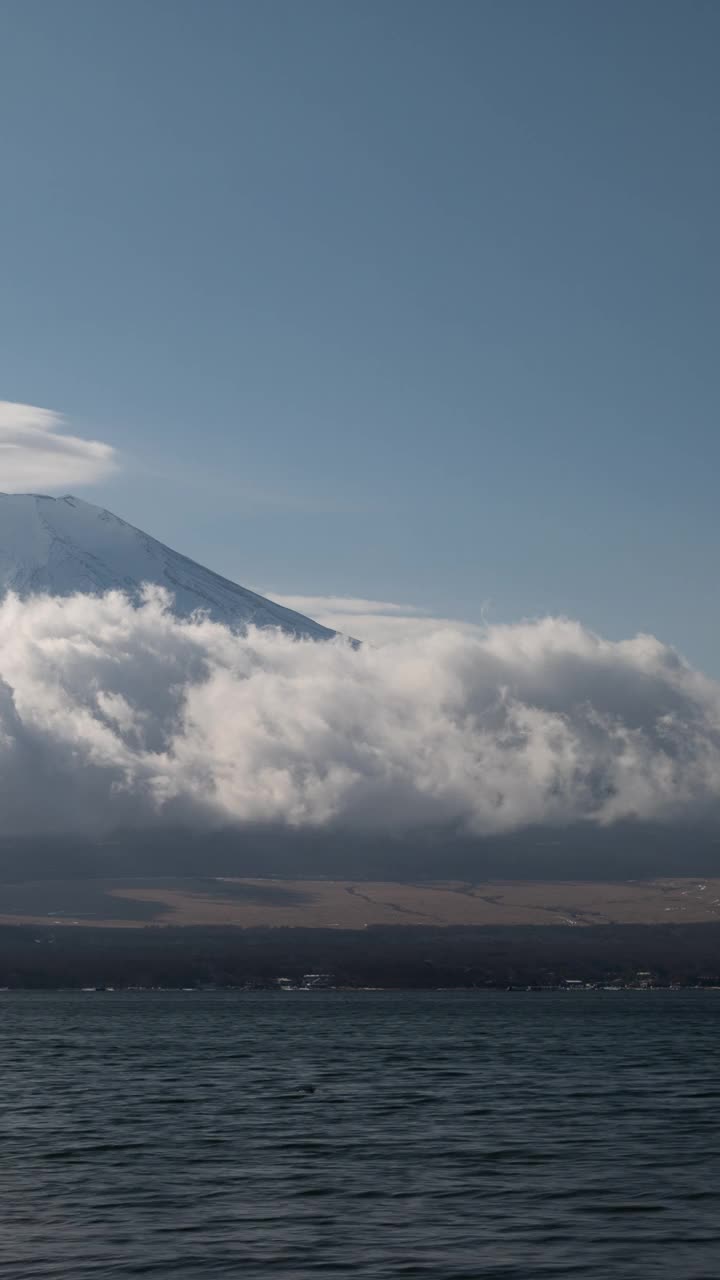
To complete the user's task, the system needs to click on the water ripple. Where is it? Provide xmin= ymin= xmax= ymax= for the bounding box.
xmin=1 ymin=991 xmax=719 ymax=1278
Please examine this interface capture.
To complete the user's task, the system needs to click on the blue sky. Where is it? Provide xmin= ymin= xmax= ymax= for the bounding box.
xmin=1 ymin=0 xmax=718 ymax=672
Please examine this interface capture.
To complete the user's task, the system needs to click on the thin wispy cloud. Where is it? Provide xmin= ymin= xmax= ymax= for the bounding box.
xmin=266 ymin=593 xmax=482 ymax=644
xmin=266 ymin=593 xmax=427 ymax=618
xmin=0 ymin=402 xmax=117 ymax=492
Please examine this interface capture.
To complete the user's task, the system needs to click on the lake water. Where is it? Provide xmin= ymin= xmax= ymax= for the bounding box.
xmin=1 ymin=990 xmax=719 ymax=1278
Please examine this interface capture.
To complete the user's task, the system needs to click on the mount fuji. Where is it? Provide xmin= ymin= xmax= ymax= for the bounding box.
xmin=0 ymin=492 xmax=334 ymax=639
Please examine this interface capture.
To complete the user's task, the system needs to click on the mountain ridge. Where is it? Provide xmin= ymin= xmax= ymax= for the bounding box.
xmin=0 ymin=492 xmax=334 ymax=639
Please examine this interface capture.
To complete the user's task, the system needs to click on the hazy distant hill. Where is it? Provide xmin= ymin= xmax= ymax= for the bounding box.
xmin=0 ymin=821 xmax=719 ymax=888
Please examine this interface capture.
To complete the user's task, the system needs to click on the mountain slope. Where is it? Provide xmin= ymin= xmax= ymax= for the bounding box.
xmin=0 ymin=493 xmax=335 ymax=639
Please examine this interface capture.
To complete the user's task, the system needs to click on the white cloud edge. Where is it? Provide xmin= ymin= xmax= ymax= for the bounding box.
xmin=263 ymin=591 xmax=483 ymax=644
xmin=0 ymin=401 xmax=118 ymax=492
xmin=263 ymin=593 xmax=427 ymax=617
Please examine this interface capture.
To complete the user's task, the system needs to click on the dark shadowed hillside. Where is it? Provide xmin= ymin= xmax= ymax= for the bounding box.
xmin=1 ymin=821 xmax=719 ymax=885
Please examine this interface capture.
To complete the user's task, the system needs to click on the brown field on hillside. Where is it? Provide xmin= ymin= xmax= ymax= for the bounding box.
xmin=1 ymin=875 xmax=720 ymax=929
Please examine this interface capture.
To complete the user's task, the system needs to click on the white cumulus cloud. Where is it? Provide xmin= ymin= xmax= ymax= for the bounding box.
xmin=0 ymin=401 xmax=117 ymax=492
xmin=0 ymin=588 xmax=718 ymax=841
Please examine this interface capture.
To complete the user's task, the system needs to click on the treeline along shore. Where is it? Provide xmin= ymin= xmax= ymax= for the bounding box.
xmin=3 ymin=923 xmax=720 ymax=989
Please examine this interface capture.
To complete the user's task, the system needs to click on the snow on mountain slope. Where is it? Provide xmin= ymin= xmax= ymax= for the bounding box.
xmin=0 ymin=493 xmax=335 ymax=639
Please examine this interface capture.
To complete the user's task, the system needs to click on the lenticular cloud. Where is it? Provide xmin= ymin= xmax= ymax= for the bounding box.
xmin=0 ymin=588 xmax=719 ymax=838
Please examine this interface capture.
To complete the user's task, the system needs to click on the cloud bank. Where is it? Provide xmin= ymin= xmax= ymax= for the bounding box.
xmin=0 ymin=402 xmax=117 ymax=492
xmin=0 ymin=588 xmax=719 ymax=840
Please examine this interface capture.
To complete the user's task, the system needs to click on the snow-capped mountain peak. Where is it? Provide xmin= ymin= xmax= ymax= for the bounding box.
xmin=0 ymin=493 xmax=335 ymax=639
